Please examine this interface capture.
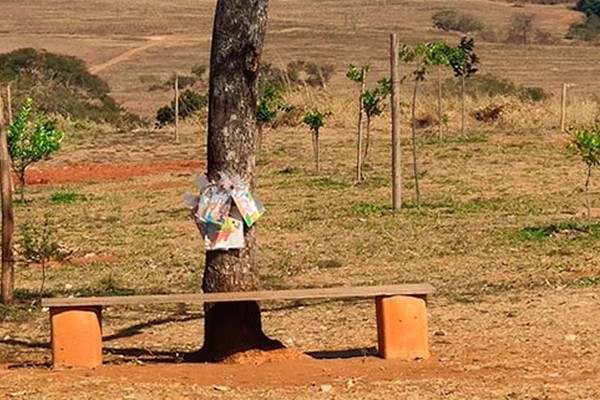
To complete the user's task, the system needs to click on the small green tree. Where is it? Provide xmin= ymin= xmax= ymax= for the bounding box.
xmin=21 ymin=214 xmax=59 ymax=302
xmin=567 ymin=126 xmax=600 ymax=227
xmin=8 ymin=98 xmax=64 ymax=203
xmin=347 ymin=64 xmax=370 ymax=181
xmin=425 ymin=42 xmax=454 ymax=140
xmin=449 ymin=37 xmax=479 ymax=136
xmin=256 ymin=84 xmax=292 ymax=158
xmin=361 ymin=78 xmax=391 ymax=168
xmin=302 ymin=110 xmax=331 ymax=172
xmin=400 ymin=43 xmax=431 ymax=208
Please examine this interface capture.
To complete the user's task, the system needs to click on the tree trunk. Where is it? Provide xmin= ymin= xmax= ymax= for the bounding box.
xmin=187 ymin=0 xmax=282 ymax=362
xmin=19 ymin=170 xmax=25 ymax=204
xmin=174 ymin=73 xmax=180 ymax=144
xmin=314 ymin=130 xmax=320 ymax=172
xmin=0 ymin=95 xmax=15 ymax=305
xmin=437 ymin=67 xmax=443 ymax=141
xmin=356 ymin=69 xmax=366 ymax=182
xmin=362 ymin=116 xmax=371 ymax=170
xmin=411 ymin=80 xmax=421 ymax=208
xmin=585 ymin=164 xmax=592 ymax=229
xmin=460 ymin=73 xmax=465 ymax=137
xmin=6 ymin=85 xmax=13 ymax=125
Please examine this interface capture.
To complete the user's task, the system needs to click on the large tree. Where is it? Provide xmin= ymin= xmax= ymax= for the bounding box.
xmin=187 ymin=0 xmax=282 ymax=362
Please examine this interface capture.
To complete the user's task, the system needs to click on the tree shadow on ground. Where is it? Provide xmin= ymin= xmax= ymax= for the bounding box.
xmin=103 ymin=314 xmax=202 ymax=341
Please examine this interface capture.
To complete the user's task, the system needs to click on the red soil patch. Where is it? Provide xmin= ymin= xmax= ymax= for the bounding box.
xmin=25 ymin=161 xmax=205 ymax=186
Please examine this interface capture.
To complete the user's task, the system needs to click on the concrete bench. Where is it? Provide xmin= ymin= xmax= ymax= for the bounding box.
xmin=41 ymin=283 xmax=435 ymax=368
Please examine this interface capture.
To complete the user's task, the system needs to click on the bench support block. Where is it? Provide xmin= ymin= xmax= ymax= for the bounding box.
xmin=375 ymin=295 xmax=429 ymax=360
xmin=50 ymin=306 xmax=103 ymax=368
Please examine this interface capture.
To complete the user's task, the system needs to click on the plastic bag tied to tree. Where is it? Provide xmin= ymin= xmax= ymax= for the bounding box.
xmin=185 ymin=173 xmax=265 ymax=251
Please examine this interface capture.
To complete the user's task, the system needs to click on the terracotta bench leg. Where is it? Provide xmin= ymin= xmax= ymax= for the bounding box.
xmin=50 ymin=306 xmax=103 ymax=368
xmin=375 ymin=295 xmax=429 ymax=360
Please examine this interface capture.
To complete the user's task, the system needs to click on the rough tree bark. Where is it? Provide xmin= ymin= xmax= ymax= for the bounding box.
xmin=187 ymin=0 xmax=282 ymax=362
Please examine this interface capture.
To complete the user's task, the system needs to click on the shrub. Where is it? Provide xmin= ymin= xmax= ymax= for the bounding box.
xmin=258 ymin=61 xmax=334 ymax=91
xmin=156 ymin=106 xmax=175 ymax=127
xmin=177 ymin=90 xmax=207 ymax=119
xmin=443 ymin=73 xmax=549 ymax=102
xmin=432 ymin=9 xmax=483 ymax=33
xmin=155 ymin=90 xmax=207 ymax=126
xmin=566 ymin=14 xmax=600 ymax=41
xmin=576 ymin=0 xmax=600 ymax=17
xmin=519 ymin=86 xmax=549 ymax=103
xmin=286 ymin=61 xmax=334 ymax=89
xmin=473 ymin=103 xmax=504 ymax=122
xmin=0 ymin=48 xmax=132 ymax=124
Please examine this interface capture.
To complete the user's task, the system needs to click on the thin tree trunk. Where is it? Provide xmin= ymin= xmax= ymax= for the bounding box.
xmin=6 ymin=85 xmax=13 ymax=125
xmin=362 ymin=116 xmax=371 ymax=170
xmin=411 ymin=80 xmax=421 ymax=208
xmin=437 ymin=67 xmax=443 ymax=141
xmin=0 ymin=95 xmax=14 ymax=305
xmin=585 ymin=165 xmax=592 ymax=229
xmin=356 ymin=68 xmax=366 ymax=182
xmin=175 ymin=73 xmax=180 ymax=144
xmin=314 ymin=131 xmax=320 ymax=172
xmin=38 ymin=260 xmax=47 ymax=304
xmin=187 ymin=0 xmax=282 ymax=362
xmin=19 ymin=171 xmax=25 ymax=204
xmin=460 ymin=73 xmax=466 ymax=137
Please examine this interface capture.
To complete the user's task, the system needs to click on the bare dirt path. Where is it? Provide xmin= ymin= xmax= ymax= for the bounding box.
xmin=89 ymin=35 xmax=168 ymax=74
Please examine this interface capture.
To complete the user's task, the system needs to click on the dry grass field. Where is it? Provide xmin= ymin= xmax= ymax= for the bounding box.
xmin=1 ymin=0 xmax=600 ymax=399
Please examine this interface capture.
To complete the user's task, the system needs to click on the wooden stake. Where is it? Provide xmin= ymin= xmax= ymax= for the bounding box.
xmin=390 ymin=33 xmax=401 ymax=212
xmin=174 ymin=73 xmax=180 ymax=143
xmin=0 ymin=95 xmax=15 ymax=305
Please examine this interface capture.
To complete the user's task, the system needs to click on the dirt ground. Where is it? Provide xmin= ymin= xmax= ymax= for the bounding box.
xmin=2 ymin=0 xmax=600 ymax=397
xmin=24 ymin=161 xmax=204 ymax=186
xmin=0 ymin=137 xmax=599 ymax=400
xmin=1 ymin=287 xmax=599 ymax=399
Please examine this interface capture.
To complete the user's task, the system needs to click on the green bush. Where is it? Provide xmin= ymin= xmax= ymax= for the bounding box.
xmin=155 ymin=90 xmax=208 ymax=126
xmin=576 ymin=0 xmax=600 ymax=17
xmin=432 ymin=9 xmax=483 ymax=33
xmin=567 ymin=14 xmax=600 ymax=41
xmin=0 ymin=48 xmax=135 ymax=125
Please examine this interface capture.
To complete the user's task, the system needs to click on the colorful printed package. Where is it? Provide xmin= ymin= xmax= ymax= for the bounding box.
xmin=231 ymin=181 xmax=264 ymax=227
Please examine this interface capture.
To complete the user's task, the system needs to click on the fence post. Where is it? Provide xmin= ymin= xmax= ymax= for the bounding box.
xmin=560 ymin=82 xmax=567 ymax=133
xmin=390 ymin=33 xmax=401 ymax=212
xmin=0 ymin=94 xmax=15 ymax=305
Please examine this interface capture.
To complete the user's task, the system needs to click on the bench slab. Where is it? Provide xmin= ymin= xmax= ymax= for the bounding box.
xmin=41 ymin=284 xmax=435 ymax=307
